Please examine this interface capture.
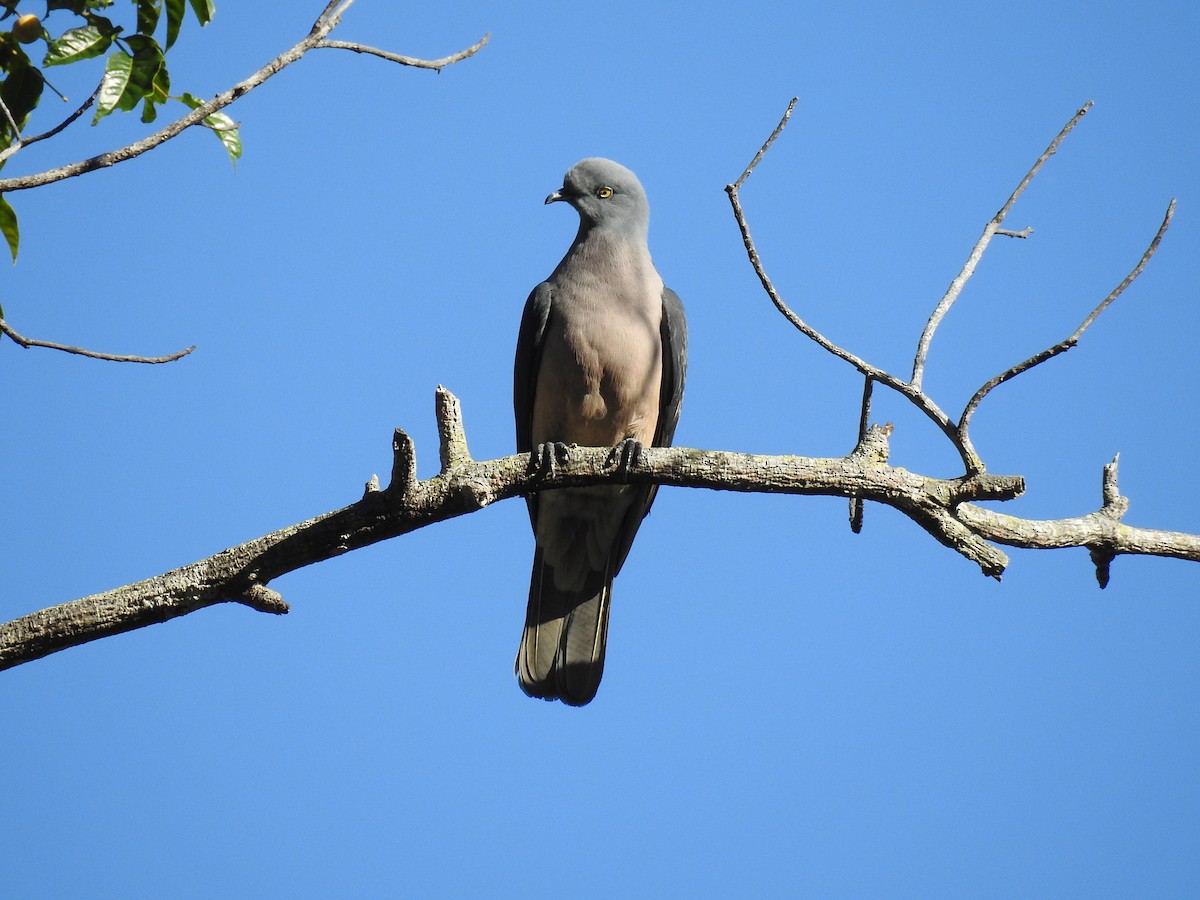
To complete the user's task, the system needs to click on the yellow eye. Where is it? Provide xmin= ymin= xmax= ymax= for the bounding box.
xmin=596 ymin=186 xmax=614 ymax=199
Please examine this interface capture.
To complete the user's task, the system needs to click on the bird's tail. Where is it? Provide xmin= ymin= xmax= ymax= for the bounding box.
xmin=516 ymin=547 xmax=613 ymax=706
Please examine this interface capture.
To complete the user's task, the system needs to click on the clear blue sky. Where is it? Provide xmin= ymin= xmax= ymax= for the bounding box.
xmin=4 ymin=1 xmax=1199 ymax=897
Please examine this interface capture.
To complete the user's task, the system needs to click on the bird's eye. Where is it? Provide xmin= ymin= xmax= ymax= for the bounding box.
xmin=596 ymin=186 xmax=614 ymax=199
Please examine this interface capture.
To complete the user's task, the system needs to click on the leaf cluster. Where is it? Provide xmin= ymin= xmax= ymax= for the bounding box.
xmin=0 ymin=0 xmax=238 ymax=262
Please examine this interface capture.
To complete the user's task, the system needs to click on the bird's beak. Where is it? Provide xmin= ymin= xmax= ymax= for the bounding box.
xmin=544 ymin=189 xmax=566 ymax=205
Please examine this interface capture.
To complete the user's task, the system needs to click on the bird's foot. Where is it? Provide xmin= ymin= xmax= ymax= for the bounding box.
xmin=531 ymin=441 xmax=571 ymax=478
xmin=607 ymin=438 xmax=644 ymax=476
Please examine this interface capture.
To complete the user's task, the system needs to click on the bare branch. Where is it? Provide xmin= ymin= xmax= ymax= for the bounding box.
xmin=911 ymin=101 xmax=1094 ymax=389
xmin=0 ymin=319 xmax=195 ymax=364
xmin=957 ymin=199 xmax=1175 ymax=439
xmin=0 ymin=6 xmax=485 ymax=194
xmin=388 ymin=428 xmax=418 ymax=500
xmin=314 ymin=34 xmax=491 ymax=71
xmin=2 ymin=386 xmax=1195 ymax=673
xmin=312 ymin=0 xmax=357 ymax=33
xmin=1068 ymin=199 xmax=1174 ymax=341
xmin=0 ymin=93 xmax=22 ymax=143
xmin=724 ymin=98 xmax=984 ymax=473
xmin=435 ymin=384 xmax=472 ymax=469
xmin=849 ymin=375 xmax=874 ymax=533
xmin=957 ymin=498 xmax=1199 ymax=566
xmin=731 ymin=97 xmax=795 ymax=192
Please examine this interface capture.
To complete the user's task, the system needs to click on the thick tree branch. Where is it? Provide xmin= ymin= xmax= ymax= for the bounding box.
xmin=0 ymin=390 xmax=1017 ymax=671
xmin=956 ymin=455 xmax=1199 ymax=589
xmin=3 ymin=387 xmax=1195 ymax=674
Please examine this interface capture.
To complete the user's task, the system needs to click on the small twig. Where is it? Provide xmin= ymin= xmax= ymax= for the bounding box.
xmin=314 ymin=35 xmax=491 ymax=71
xmin=957 ymin=199 xmax=1174 ymax=442
xmin=0 ymin=94 xmax=23 ymax=143
xmin=1069 ymin=200 xmax=1174 ymax=339
xmin=1101 ymin=453 xmax=1124 ymax=510
xmin=0 ymin=319 xmax=194 ymax=364
xmin=0 ymin=86 xmax=99 ymax=167
xmin=849 ymin=375 xmax=874 ymax=532
xmin=730 ymin=97 xmax=795 ymax=192
xmin=388 ymin=427 xmax=418 ymax=499
xmin=911 ymin=102 xmax=1094 ymax=390
xmin=855 ymin=375 xmax=874 ymax=448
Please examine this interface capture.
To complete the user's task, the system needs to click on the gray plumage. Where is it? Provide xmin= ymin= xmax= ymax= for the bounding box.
xmin=514 ymin=158 xmax=687 ymax=706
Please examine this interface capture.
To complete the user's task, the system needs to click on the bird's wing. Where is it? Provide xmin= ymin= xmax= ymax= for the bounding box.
xmin=514 ymin=281 xmax=554 ymax=528
xmin=514 ymin=281 xmax=554 ymax=454
xmin=654 ymin=285 xmax=688 ymax=449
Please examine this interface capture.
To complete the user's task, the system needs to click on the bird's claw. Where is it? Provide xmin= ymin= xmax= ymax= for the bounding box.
xmin=531 ymin=441 xmax=571 ymax=478
xmin=607 ymin=438 xmax=644 ymax=476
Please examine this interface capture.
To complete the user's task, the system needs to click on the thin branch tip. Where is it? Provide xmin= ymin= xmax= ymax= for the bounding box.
xmin=314 ymin=33 xmax=489 ymax=70
xmin=0 ymin=320 xmax=195 ymax=363
xmin=731 ymin=96 xmax=797 ymax=192
xmin=913 ymin=101 xmax=1096 ymax=391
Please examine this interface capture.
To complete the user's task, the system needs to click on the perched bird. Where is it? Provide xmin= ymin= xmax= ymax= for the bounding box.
xmin=513 ymin=158 xmax=688 ymax=706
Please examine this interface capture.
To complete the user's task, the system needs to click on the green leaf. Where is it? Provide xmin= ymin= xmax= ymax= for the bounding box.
xmin=43 ymin=25 xmax=114 ymax=67
xmin=93 ymin=49 xmax=132 ymax=123
xmin=178 ymin=92 xmax=240 ymax=165
xmin=81 ymin=14 xmax=118 ymax=35
xmin=119 ymin=35 xmax=164 ymax=112
xmin=164 ymin=0 xmax=184 ymax=49
xmin=0 ymin=194 xmax=19 ymax=263
xmin=205 ymin=109 xmax=240 ymax=163
xmin=187 ymin=0 xmax=214 ymax=27
xmin=137 ymin=0 xmax=161 ymax=36
xmin=140 ymin=59 xmax=170 ymax=122
xmin=0 ymin=58 xmax=44 ymax=139
xmin=151 ymin=58 xmax=169 ymax=102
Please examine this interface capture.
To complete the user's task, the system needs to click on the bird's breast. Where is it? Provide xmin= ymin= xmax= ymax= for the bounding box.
xmin=532 ymin=263 xmax=664 ymax=449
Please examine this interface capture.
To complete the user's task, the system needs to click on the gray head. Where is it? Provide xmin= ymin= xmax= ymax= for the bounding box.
xmin=545 ymin=158 xmax=650 ymax=236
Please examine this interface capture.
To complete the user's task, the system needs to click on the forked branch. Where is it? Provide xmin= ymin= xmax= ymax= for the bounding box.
xmin=912 ymin=101 xmax=1094 ymax=389
xmin=727 ymin=98 xmax=1170 ymax=479
xmin=958 ymin=199 xmax=1175 ymax=438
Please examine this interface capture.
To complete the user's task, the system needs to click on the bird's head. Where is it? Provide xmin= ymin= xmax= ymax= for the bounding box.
xmin=545 ymin=158 xmax=650 ymax=235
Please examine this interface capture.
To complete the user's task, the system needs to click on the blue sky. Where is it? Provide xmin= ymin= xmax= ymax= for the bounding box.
xmin=3 ymin=1 xmax=1199 ymax=897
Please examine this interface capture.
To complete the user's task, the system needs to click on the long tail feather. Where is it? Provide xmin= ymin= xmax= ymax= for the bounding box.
xmin=516 ymin=548 xmax=612 ymax=706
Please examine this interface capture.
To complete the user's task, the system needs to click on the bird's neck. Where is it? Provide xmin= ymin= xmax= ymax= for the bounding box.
xmin=567 ymin=222 xmax=651 ymax=264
